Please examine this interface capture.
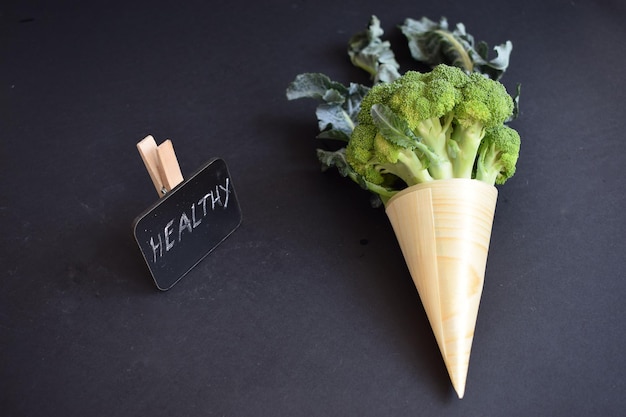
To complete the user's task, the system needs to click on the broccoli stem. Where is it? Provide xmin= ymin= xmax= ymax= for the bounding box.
xmin=396 ymin=151 xmax=434 ymax=184
xmin=475 ymin=143 xmax=501 ymax=185
xmin=475 ymin=168 xmax=499 ymax=186
xmin=376 ymin=150 xmax=433 ymax=186
xmin=433 ymin=29 xmax=474 ymax=72
xmin=450 ymin=124 xmax=485 ymax=178
xmin=413 ymin=116 xmax=454 ymax=180
xmin=411 ymin=141 xmax=452 ymax=179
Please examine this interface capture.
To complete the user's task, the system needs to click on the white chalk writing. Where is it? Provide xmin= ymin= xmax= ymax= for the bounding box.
xmin=148 ymin=178 xmax=231 ymax=263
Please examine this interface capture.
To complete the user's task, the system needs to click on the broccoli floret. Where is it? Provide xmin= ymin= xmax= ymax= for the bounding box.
xmin=475 ymin=125 xmax=521 ymax=185
xmin=348 ymin=123 xmax=432 ymax=186
xmin=345 ymin=64 xmax=519 ymax=196
xmin=449 ymin=72 xmax=514 ymax=178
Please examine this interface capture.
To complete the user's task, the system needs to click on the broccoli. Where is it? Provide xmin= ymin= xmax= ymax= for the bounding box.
xmin=343 ymin=64 xmax=520 ymax=203
xmin=475 ymin=124 xmax=521 ymax=185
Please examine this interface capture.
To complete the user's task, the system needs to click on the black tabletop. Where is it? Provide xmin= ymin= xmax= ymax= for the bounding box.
xmin=2 ymin=0 xmax=625 ymax=415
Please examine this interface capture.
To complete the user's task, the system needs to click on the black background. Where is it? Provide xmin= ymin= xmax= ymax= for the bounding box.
xmin=2 ymin=0 xmax=625 ymax=415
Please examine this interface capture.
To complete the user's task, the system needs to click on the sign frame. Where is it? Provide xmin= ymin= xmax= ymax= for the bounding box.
xmin=133 ymin=157 xmax=242 ymax=290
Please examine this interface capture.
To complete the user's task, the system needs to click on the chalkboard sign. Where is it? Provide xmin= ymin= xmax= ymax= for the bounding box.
xmin=133 ymin=158 xmax=242 ymax=290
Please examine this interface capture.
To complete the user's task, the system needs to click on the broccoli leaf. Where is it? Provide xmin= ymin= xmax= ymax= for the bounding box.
xmin=316 ymin=147 xmax=395 ymax=207
xmin=317 ymin=147 xmax=374 ymax=195
xmin=343 ymin=82 xmax=371 ymax=122
xmin=348 ymin=15 xmax=401 ymax=83
xmin=400 ymin=16 xmax=513 ymax=81
xmin=471 ymin=40 xmax=513 ymax=81
xmin=286 ymin=73 xmax=348 ymax=101
xmin=317 ymin=148 xmax=353 ymax=176
xmin=287 ymin=74 xmax=370 ymax=142
xmin=507 ymin=83 xmax=521 ymax=123
xmin=315 ymin=104 xmax=354 ymax=140
xmin=370 ymin=104 xmax=420 ymax=149
xmin=401 ymin=17 xmax=473 ymax=72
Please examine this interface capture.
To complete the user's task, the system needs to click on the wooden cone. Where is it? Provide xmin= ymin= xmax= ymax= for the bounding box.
xmin=385 ymin=179 xmax=498 ymax=399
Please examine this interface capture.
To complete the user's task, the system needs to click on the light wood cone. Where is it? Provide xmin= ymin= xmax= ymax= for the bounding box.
xmin=385 ymin=179 xmax=498 ymax=399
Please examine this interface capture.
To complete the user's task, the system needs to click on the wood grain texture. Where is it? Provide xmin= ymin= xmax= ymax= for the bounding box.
xmin=385 ymin=179 xmax=498 ymax=399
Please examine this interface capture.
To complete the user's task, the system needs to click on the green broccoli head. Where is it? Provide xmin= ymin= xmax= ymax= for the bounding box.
xmin=443 ymin=72 xmax=514 ymax=178
xmin=345 ymin=64 xmax=520 ymax=199
xmin=346 ymin=122 xmax=432 ymax=187
xmin=369 ymin=66 xmax=465 ymax=132
xmin=455 ymin=72 xmax=514 ymax=129
xmin=475 ymin=125 xmax=521 ymax=185
xmin=372 ymin=132 xmax=433 ymax=186
xmin=347 ymin=123 xmax=385 ymax=184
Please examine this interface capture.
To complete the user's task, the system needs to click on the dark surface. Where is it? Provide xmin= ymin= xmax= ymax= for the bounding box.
xmin=1 ymin=0 xmax=624 ymax=415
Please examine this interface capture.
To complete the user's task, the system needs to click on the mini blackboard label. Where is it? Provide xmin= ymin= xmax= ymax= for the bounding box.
xmin=133 ymin=158 xmax=241 ymax=290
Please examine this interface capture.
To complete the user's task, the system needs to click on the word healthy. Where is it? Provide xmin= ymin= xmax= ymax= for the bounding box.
xmin=148 ymin=178 xmax=231 ymax=263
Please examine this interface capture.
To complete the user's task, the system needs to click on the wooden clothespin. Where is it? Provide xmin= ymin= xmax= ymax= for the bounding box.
xmin=137 ymin=135 xmax=184 ymax=197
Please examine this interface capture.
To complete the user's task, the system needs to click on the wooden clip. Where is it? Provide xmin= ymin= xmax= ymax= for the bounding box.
xmin=137 ymin=135 xmax=184 ymax=197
